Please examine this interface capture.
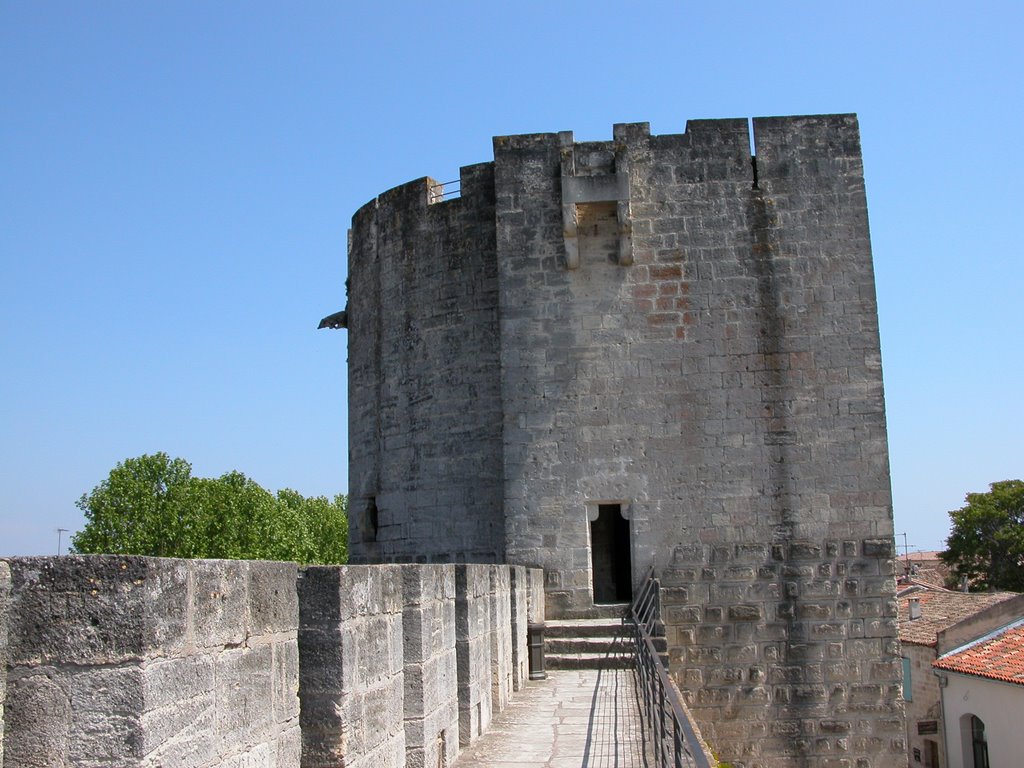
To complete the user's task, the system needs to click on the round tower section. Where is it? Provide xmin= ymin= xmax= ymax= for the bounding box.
xmin=346 ymin=163 xmax=504 ymax=563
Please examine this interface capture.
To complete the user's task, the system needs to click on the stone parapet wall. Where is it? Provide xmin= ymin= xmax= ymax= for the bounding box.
xmin=400 ymin=564 xmax=459 ymax=768
xmin=1 ymin=557 xmax=529 ymax=768
xmin=454 ymin=564 xmax=493 ymax=746
xmin=298 ymin=564 xmax=406 ymax=768
xmin=525 ymin=567 xmax=545 ymax=625
xmin=1 ymin=556 xmax=300 ymax=767
xmin=508 ymin=566 xmax=529 ymax=691
xmin=488 ymin=566 xmax=512 ymax=712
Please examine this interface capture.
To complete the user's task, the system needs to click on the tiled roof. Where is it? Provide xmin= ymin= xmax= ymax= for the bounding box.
xmin=897 ymin=551 xmax=952 ymax=586
xmin=898 ymin=589 xmax=1018 ymax=647
xmin=934 ymin=621 xmax=1024 ymax=686
xmin=905 ymin=551 xmax=944 ymax=562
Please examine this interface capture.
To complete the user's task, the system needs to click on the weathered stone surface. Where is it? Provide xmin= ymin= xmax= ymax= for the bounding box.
xmin=346 ymin=162 xmax=504 ymax=566
xmin=2 ymin=556 xmax=300 ymax=768
xmin=343 ymin=115 xmax=904 ymax=767
xmin=525 ymin=567 xmax=545 ymax=624
xmin=488 ymin=566 xmax=512 ymax=713
xmin=400 ymin=564 xmax=459 ymax=768
xmin=508 ymin=566 xmax=529 ymax=691
xmin=454 ymin=564 xmax=493 ymax=746
xmin=298 ymin=564 xmax=404 ymax=768
xmin=4 ymin=556 xmax=187 ymax=666
xmin=4 ymin=671 xmax=73 ymax=767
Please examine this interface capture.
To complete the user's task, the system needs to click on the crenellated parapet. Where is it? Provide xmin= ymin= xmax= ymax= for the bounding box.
xmin=0 ymin=556 xmax=542 ymax=768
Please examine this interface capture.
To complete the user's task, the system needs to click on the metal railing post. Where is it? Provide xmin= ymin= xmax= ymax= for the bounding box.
xmin=627 ymin=570 xmax=712 ymax=768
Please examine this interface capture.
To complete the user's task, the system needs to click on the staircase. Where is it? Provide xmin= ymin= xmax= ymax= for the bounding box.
xmin=545 ymin=615 xmax=635 ymax=670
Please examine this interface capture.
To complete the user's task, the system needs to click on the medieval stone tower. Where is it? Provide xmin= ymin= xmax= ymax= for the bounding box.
xmin=342 ymin=115 xmax=905 ymax=766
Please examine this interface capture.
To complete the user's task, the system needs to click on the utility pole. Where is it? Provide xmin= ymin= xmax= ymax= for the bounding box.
xmin=56 ymin=527 xmax=68 ymax=555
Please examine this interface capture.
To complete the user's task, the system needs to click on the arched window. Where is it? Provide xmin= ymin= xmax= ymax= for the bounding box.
xmin=970 ymin=715 xmax=988 ymax=768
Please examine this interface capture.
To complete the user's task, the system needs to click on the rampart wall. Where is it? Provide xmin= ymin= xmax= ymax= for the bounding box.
xmin=0 ymin=556 xmax=541 ymax=768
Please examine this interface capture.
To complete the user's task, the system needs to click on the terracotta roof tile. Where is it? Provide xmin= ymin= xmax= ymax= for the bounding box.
xmin=898 ymin=589 xmax=1018 ymax=647
xmin=933 ymin=622 xmax=1024 ymax=686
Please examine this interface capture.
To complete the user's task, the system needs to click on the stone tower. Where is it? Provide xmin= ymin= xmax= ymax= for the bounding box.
xmin=342 ymin=115 xmax=905 ymax=767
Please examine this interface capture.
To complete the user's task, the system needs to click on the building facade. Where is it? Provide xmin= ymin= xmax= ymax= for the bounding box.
xmin=898 ymin=587 xmax=1021 ymax=768
xmin=342 ymin=115 xmax=905 ymax=766
xmin=934 ymin=618 xmax=1024 ymax=768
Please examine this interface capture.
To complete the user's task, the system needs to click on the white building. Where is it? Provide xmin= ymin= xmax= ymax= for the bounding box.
xmin=933 ymin=619 xmax=1024 ymax=768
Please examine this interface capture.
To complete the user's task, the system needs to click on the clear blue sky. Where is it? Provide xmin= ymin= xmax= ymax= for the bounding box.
xmin=2 ymin=2 xmax=1021 ymax=557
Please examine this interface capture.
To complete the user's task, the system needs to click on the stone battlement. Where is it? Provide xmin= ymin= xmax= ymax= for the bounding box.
xmin=0 ymin=556 xmax=543 ymax=767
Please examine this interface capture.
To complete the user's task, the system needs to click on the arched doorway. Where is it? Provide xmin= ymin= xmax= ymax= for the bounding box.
xmin=961 ymin=714 xmax=989 ymax=768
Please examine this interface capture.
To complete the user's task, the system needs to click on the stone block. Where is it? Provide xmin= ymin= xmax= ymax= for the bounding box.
xmin=68 ymin=666 xmax=145 ymax=763
xmin=508 ymin=565 xmax=529 ymax=691
xmin=272 ymin=639 xmax=301 ymax=723
xmin=215 ymin=644 xmax=274 ymax=753
xmin=191 ymin=558 xmax=248 ymax=648
xmin=454 ymin=564 xmax=493 ymax=746
xmin=4 ymin=556 xmax=187 ymax=666
xmin=3 ymin=556 xmax=300 ymax=768
xmin=525 ymin=567 xmax=545 ymax=623
xmin=248 ymin=560 xmax=299 ymax=636
xmin=298 ymin=564 xmax=404 ymax=768
xmin=488 ymin=566 xmax=512 ymax=713
xmin=140 ymin=655 xmax=216 ymax=759
xmin=400 ymin=565 xmax=459 ymax=768
xmin=862 ymin=538 xmax=894 ymax=558
xmin=4 ymin=671 xmax=72 ymax=767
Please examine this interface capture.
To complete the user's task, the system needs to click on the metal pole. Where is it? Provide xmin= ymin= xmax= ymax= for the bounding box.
xmin=658 ymin=674 xmax=667 ymax=768
xmin=56 ymin=527 xmax=68 ymax=555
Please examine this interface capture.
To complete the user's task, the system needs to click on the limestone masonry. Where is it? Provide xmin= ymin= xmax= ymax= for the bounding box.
xmin=344 ymin=115 xmax=906 ymax=766
xmin=0 ymin=556 xmax=543 ymax=767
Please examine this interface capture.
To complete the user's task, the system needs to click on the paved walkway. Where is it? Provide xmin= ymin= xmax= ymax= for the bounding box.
xmin=452 ymin=668 xmax=651 ymax=768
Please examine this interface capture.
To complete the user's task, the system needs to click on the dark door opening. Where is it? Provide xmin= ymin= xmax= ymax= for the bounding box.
xmin=590 ymin=503 xmax=632 ymax=604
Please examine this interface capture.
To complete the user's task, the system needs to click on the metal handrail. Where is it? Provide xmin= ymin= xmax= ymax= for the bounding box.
xmin=428 ymin=178 xmax=461 ymax=203
xmin=628 ymin=570 xmax=713 ymax=768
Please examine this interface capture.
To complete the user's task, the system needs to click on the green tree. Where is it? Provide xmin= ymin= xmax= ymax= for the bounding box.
xmin=940 ymin=480 xmax=1024 ymax=592
xmin=71 ymin=453 xmax=347 ymax=564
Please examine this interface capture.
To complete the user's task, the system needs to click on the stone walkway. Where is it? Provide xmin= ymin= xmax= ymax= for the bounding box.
xmin=452 ymin=668 xmax=651 ymax=768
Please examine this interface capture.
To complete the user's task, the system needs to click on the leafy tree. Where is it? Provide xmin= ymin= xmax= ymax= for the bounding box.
xmin=71 ymin=453 xmax=347 ymax=564
xmin=940 ymin=480 xmax=1024 ymax=592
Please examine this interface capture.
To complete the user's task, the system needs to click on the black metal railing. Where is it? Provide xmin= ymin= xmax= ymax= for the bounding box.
xmin=428 ymin=179 xmax=461 ymax=203
xmin=628 ymin=570 xmax=713 ymax=768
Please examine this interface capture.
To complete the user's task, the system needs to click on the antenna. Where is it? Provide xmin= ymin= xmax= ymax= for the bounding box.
xmin=56 ymin=527 xmax=69 ymax=556
xmin=896 ymin=532 xmax=915 ymax=575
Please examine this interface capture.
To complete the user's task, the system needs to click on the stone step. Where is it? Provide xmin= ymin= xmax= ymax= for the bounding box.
xmin=551 ymin=602 xmax=633 ymax=621
xmin=544 ymin=618 xmax=631 ymax=638
xmin=546 ymin=636 xmax=633 ymax=655
xmin=546 ymin=651 xmax=634 ymax=670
